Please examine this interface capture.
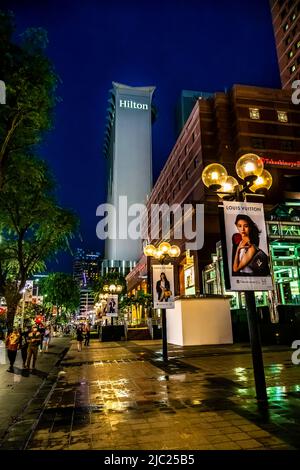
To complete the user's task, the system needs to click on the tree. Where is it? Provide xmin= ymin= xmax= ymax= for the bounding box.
xmin=0 ymin=154 xmax=79 ymax=328
xmin=0 ymin=10 xmax=59 ymax=187
xmin=40 ymin=273 xmax=80 ymax=322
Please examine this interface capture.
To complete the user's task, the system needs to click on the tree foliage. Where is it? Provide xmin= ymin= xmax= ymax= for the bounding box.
xmin=40 ymin=272 xmax=80 ymax=314
xmin=0 ymin=154 xmax=79 ymax=328
xmin=0 ymin=10 xmax=59 ymax=186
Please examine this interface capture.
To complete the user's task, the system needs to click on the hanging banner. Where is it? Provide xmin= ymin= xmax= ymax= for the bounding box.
xmin=222 ymin=201 xmax=273 ymax=291
xmin=106 ymin=294 xmax=118 ymax=317
xmin=153 ymin=265 xmax=175 ymax=309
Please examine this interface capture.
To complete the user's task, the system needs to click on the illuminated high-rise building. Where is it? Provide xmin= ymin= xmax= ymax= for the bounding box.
xmin=270 ymin=0 xmax=300 ymax=89
xmin=101 ymin=82 xmax=156 ymax=276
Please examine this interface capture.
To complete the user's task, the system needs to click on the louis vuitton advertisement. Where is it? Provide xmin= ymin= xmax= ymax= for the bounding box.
xmin=106 ymin=294 xmax=118 ymax=317
xmin=222 ymin=201 xmax=273 ymax=291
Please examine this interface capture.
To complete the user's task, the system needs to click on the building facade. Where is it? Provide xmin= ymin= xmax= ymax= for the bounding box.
xmin=270 ymin=0 xmax=300 ymax=89
xmin=128 ymin=84 xmax=300 ymax=338
xmin=101 ymin=82 xmax=156 ymax=276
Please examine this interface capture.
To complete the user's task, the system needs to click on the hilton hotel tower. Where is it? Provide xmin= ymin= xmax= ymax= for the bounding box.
xmin=101 ymin=82 xmax=156 ymax=276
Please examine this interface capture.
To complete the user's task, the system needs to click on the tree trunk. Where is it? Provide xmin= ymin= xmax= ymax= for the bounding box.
xmin=6 ymin=300 xmax=20 ymax=330
xmin=4 ymin=283 xmax=22 ymax=330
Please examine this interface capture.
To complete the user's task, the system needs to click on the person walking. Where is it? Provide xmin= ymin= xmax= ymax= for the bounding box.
xmin=5 ymin=328 xmax=20 ymax=372
xmin=26 ymin=325 xmax=41 ymax=371
xmin=76 ymin=326 xmax=84 ymax=352
xmin=42 ymin=326 xmax=51 ymax=352
xmin=19 ymin=327 xmax=29 ymax=368
xmin=84 ymin=323 xmax=90 ymax=347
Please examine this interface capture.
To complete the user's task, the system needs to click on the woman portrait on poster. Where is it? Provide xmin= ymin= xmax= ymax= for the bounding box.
xmin=232 ymin=214 xmax=270 ymax=276
xmin=156 ymin=272 xmax=171 ymax=301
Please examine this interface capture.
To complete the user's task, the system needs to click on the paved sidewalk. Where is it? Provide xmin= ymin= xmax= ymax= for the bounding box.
xmin=24 ymin=340 xmax=300 ymax=451
xmin=0 ymin=336 xmax=70 ymax=449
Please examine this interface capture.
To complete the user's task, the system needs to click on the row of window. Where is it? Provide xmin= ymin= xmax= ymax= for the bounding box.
xmin=290 ymin=59 xmax=300 ymax=75
xmin=282 ymin=1 xmax=299 ymax=26
xmin=282 ymin=5 xmax=299 ymax=24
xmin=251 ymin=137 xmax=295 ymax=151
xmin=154 ymin=156 xmax=201 ymax=205
xmin=249 ymin=108 xmax=289 ymax=122
xmin=278 ymin=0 xmax=297 ymax=9
xmin=287 ymin=39 xmax=300 ymax=58
xmin=284 ymin=21 xmax=298 ymax=45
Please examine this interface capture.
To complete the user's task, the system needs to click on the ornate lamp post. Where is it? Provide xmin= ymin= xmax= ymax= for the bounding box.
xmin=201 ymin=153 xmax=273 ymax=402
xmin=144 ymin=241 xmax=181 ymax=361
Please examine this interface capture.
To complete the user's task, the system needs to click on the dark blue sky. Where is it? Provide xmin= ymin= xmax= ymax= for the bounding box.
xmin=2 ymin=0 xmax=281 ymax=272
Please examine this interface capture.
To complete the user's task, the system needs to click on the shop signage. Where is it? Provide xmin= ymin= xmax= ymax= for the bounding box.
xmin=152 ymin=265 xmax=175 ymax=309
xmin=119 ymin=99 xmax=148 ymax=110
xmin=261 ymin=157 xmax=300 ymax=169
xmin=221 ymin=201 xmax=273 ymax=291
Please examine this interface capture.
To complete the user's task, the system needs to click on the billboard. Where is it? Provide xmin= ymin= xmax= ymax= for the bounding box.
xmin=106 ymin=294 xmax=118 ymax=317
xmin=152 ymin=265 xmax=175 ymax=309
xmin=222 ymin=201 xmax=273 ymax=291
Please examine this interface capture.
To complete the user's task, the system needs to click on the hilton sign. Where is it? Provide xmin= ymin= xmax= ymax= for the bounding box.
xmin=119 ymin=99 xmax=148 ymax=110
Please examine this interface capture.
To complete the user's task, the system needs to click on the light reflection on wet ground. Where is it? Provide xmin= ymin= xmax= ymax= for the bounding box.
xmin=23 ymin=340 xmax=300 ymax=450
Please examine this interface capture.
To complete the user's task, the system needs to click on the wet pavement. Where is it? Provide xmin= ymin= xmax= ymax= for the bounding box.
xmin=0 ymin=337 xmax=70 ymax=449
xmin=17 ymin=339 xmax=300 ymax=451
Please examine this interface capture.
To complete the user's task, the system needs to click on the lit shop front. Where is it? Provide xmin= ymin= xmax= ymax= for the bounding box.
xmin=202 ymin=216 xmax=300 ymax=344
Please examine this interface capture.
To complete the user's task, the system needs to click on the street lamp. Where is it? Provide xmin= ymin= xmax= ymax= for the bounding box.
xmin=144 ymin=241 xmax=181 ymax=361
xmin=201 ymin=153 xmax=272 ymax=402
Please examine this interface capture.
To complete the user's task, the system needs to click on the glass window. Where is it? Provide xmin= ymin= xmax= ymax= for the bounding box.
xmin=251 ymin=137 xmax=265 ymax=149
xmin=284 ymin=22 xmax=289 ymax=31
xmin=249 ymin=107 xmax=260 ymax=119
xmin=277 ymin=110 xmax=288 ymax=122
xmin=290 ymin=64 xmax=296 ymax=73
xmin=288 ymin=50 xmax=294 ymax=58
xmin=281 ymin=140 xmax=294 ymax=151
xmin=297 ymin=40 xmax=300 ymax=49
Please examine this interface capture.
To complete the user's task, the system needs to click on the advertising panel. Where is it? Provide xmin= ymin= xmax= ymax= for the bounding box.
xmin=106 ymin=294 xmax=118 ymax=317
xmin=152 ymin=264 xmax=175 ymax=309
xmin=222 ymin=201 xmax=273 ymax=291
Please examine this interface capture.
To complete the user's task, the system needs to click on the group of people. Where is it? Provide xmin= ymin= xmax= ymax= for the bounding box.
xmin=76 ymin=323 xmax=91 ymax=351
xmin=5 ymin=323 xmax=52 ymax=373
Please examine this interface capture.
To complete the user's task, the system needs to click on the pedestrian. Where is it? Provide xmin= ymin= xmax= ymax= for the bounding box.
xmin=26 ymin=325 xmax=41 ymax=371
xmin=76 ymin=326 xmax=84 ymax=352
xmin=84 ymin=323 xmax=90 ymax=347
xmin=38 ymin=324 xmax=45 ymax=352
xmin=5 ymin=328 xmax=20 ymax=372
xmin=42 ymin=326 xmax=50 ymax=352
xmin=19 ymin=327 xmax=29 ymax=368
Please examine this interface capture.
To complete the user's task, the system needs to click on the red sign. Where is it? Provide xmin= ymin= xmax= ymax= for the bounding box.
xmin=261 ymin=157 xmax=300 ymax=169
xmin=0 ymin=306 xmax=6 ymax=315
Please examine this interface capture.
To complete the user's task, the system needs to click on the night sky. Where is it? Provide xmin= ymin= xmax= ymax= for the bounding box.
xmin=1 ymin=0 xmax=281 ymax=272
